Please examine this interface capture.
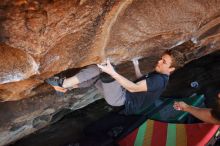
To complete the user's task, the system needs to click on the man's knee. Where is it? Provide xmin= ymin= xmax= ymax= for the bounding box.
xmin=104 ymin=97 xmax=125 ymax=107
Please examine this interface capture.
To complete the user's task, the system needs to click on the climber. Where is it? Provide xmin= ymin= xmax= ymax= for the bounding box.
xmin=46 ymin=49 xmax=185 ymax=115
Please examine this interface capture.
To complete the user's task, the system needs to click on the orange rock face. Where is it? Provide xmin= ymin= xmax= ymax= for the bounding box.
xmin=0 ymin=0 xmax=220 ymax=101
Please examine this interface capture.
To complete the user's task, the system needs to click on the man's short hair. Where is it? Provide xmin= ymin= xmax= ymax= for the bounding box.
xmin=163 ymin=49 xmax=185 ymax=69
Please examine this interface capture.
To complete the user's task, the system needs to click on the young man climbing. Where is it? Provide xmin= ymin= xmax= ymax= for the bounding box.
xmin=174 ymin=85 xmax=220 ymax=124
xmin=46 ymin=49 xmax=185 ymax=115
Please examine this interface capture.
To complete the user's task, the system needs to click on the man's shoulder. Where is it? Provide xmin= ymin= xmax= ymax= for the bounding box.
xmin=148 ymin=72 xmax=168 ymax=80
xmin=145 ymin=72 xmax=169 ymax=90
xmin=155 ymin=72 xmax=169 ymax=81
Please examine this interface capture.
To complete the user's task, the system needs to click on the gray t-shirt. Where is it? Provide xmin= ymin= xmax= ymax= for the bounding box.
xmin=124 ymin=72 xmax=169 ymax=115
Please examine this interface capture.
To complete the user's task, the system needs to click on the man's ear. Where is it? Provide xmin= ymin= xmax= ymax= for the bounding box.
xmin=169 ymin=67 xmax=175 ymax=73
xmin=218 ymin=93 xmax=220 ymax=98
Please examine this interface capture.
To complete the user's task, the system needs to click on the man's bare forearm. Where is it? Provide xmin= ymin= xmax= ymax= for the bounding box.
xmin=111 ymin=71 xmax=142 ymax=92
xmin=185 ymin=106 xmax=220 ymax=124
xmin=134 ymin=64 xmax=143 ymax=78
xmin=132 ymin=58 xmax=143 ymax=78
xmin=97 ymin=59 xmax=147 ymax=93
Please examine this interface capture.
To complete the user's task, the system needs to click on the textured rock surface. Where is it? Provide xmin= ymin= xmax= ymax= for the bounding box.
xmin=0 ymin=0 xmax=220 ymax=146
xmin=0 ymin=0 xmax=220 ymax=100
xmin=8 ymin=99 xmax=112 ymax=146
xmin=0 ymin=86 xmax=104 ymax=146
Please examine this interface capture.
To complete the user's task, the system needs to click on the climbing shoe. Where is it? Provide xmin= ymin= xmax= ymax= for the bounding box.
xmin=45 ymin=76 xmax=66 ymax=96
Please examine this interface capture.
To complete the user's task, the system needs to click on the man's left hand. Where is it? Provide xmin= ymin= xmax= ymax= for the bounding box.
xmin=97 ymin=58 xmax=116 ymax=76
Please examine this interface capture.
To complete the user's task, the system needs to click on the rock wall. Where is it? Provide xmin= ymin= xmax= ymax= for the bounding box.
xmin=0 ymin=86 xmax=104 ymax=146
xmin=0 ymin=0 xmax=220 ymax=101
xmin=0 ymin=0 xmax=220 ymax=145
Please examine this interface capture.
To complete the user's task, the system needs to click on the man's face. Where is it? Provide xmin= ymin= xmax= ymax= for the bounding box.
xmin=155 ymin=54 xmax=175 ymax=74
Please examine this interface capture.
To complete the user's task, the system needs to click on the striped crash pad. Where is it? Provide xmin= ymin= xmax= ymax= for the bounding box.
xmin=118 ymin=120 xmax=219 ymax=146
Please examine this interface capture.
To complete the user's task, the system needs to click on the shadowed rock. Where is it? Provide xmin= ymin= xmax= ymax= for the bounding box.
xmin=0 ymin=1 xmax=220 ymax=145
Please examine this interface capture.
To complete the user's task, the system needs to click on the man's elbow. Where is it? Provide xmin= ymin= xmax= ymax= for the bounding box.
xmin=127 ymin=86 xmax=147 ymax=93
xmin=127 ymin=86 xmax=139 ymax=93
xmin=128 ymin=89 xmax=136 ymax=93
xmin=136 ymin=74 xmax=143 ymax=79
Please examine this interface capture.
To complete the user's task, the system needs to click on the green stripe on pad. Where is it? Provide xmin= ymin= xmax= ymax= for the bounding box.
xmin=134 ymin=122 xmax=147 ymax=146
xmin=166 ymin=124 xmax=176 ymax=146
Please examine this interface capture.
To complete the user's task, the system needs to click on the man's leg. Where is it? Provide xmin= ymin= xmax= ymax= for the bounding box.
xmin=46 ymin=65 xmax=101 ymax=93
xmin=62 ymin=65 xmax=101 ymax=88
xmin=94 ymin=80 xmax=126 ymax=106
xmin=69 ymin=65 xmax=126 ymax=107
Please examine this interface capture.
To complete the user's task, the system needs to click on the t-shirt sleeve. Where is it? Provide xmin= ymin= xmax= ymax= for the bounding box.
xmin=146 ymin=75 xmax=164 ymax=92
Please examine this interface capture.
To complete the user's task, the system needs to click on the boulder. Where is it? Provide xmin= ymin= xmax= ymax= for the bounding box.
xmin=0 ymin=0 xmax=220 ymax=100
xmin=0 ymin=0 xmax=220 ymax=145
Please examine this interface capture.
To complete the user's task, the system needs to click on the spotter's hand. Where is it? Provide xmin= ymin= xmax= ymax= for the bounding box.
xmin=173 ymin=101 xmax=189 ymax=111
xmin=97 ymin=59 xmax=116 ymax=76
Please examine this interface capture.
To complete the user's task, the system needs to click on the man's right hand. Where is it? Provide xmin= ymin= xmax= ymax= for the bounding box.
xmin=132 ymin=57 xmax=141 ymax=66
xmin=132 ymin=57 xmax=143 ymax=78
xmin=173 ymin=101 xmax=190 ymax=112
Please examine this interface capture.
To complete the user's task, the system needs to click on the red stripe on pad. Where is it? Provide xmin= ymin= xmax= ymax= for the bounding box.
xmin=119 ymin=128 xmax=139 ymax=146
xmin=150 ymin=121 xmax=168 ymax=146
xmin=186 ymin=124 xmax=219 ymax=146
